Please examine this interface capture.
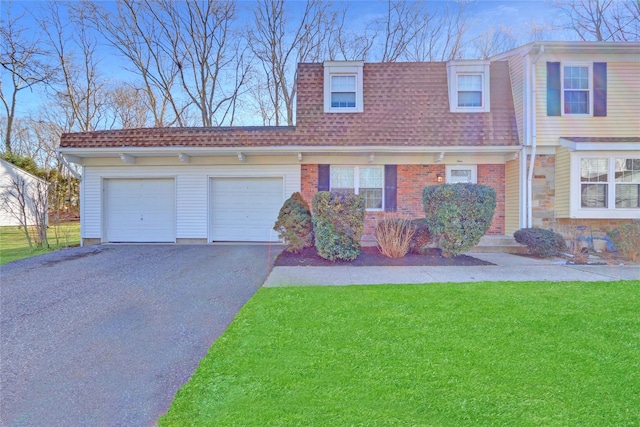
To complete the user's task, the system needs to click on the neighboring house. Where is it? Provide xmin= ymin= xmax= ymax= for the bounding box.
xmin=58 ymin=60 xmax=519 ymax=245
xmin=492 ymin=41 xmax=640 ymax=235
xmin=58 ymin=41 xmax=637 ymax=246
xmin=0 ymin=158 xmax=49 ymax=227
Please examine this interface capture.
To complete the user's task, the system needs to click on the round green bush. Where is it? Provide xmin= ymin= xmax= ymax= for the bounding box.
xmin=422 ymin=183 xmax=496 ymax=257
xmin=273 ymin=192 xmax=313 ymax=253
xmin=514 ymin=228 xmax=567 ymax=258
xmin=312 ymin=192 xmax=365 ymax=261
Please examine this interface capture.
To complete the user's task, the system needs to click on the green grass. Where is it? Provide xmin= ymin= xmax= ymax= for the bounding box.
xmin=0 ymin=222 xmax=80 ymax=265
xmin=160 ymin=281 xmax=640 ymax=426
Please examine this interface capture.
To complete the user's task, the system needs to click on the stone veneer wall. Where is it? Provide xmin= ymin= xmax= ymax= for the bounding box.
xmin=300 ymin=164 xmax=506 ymax=241
xmin=530 ymin=154 xmax=636 ymax=236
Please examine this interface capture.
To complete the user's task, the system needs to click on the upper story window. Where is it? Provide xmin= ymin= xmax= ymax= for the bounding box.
xmin=324 ymin=61 xmax=364 ymax=113
xmin=331 ymin=75 xmax=356 ymax=108
xmin=547 ymin=62 xmax=607 ymax=117
xmin=447 ymin=61 xmax=490 ymax=113
xmin=563 ymin=65 xmax=590 ymax=115
xmin=457 ymin=75 xmax=483 ymax=107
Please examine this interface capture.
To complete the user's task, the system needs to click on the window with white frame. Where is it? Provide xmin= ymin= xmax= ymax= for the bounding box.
xmin=457 ymin=75 xmax=483 ymax=108
xmin=323 ymin=61 xmax=364 ymax=113
xmin=579 ymin=157 xmax=640 ymax=210
xmin=446 ymin=165 xmax=477 ymax=184
xmin=330 ymin=166 xmax=383 ymax=210
xmin=330 ymin=75 xmax=356 ymax=108
xmin=563 ymin=65 xmax=590 ymax=115
xmin=446 ymin=62 xmax=490 ymax=113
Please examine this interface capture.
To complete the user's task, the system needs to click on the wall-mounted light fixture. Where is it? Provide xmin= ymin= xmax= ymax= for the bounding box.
xmin=436 ymin=173 xmax=444 ymax=183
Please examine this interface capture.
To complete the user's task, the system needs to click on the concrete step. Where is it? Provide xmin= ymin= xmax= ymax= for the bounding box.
xmin=471 ymin=235 xmax=529 ymax=254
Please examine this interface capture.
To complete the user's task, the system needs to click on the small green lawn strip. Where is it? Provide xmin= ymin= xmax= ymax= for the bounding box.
xmin=160 ymin=281 xmax=640 ymax=426
xmin=0 ymin=222 xmax=80 ymax=265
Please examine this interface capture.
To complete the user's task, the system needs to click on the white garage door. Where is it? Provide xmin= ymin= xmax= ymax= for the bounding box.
xmin=104 ymin=179 xmax=175 ymax=242
xmin=210 ymin=177 xmax=283 ymax=242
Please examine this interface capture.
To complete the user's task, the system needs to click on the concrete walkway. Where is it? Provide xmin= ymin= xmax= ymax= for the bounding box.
xmin=264 ymin=252 xmax=640 ymax=287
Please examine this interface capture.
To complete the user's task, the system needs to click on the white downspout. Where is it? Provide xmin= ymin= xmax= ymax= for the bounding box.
xmin=527 ymin=45 xmax=544 ymax=228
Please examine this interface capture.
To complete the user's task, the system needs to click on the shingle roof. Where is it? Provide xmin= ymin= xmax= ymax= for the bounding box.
xmin=60 ymin=62 xmax=519 ymax=149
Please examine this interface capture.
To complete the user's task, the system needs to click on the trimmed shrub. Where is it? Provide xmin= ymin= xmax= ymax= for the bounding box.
xmin=422 ymin=183 xmax=496 ymax=257
xmin=514 ymin=228 xmax=567 ymax=258
xmin=376 ymin=217 xmax=416 ymax=258
xmin=607 ymin=223 xmax=640 ymax=262
xmin=409 ymin=218 xmax=432 ymax=254
xmin=312 ymin=191 xmax=365 ymax=261
xmin=273 ymin=192 xmax=313 ymax=253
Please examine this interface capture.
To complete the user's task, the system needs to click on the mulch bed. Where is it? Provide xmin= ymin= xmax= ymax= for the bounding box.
xmin=274 ymin=246 xmax=494 ymax=267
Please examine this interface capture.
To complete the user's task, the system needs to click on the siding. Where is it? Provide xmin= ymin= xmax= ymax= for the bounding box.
xmin=555 ymin=147 xmax=571 ymax=218
xmin=536 ymin=61 xmax=640 ymax=146
xmin=505 ymin=159 xmax=521 ymax=234
xmin=81 ymin=164 xmax=300 ymax=241
xmin=507 ymin=55 xmax=525 ymax=146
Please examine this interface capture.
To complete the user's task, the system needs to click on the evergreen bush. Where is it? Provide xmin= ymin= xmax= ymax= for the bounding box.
xmin=514 ymin=228 xmax=568 ymax=258
xmin=422 ymin=183 xmax=496 ymax=257
xmin=273 ymin=192 xmax=313 ymax=253
xmin=312 ymin=191 xmax=365 ymax=261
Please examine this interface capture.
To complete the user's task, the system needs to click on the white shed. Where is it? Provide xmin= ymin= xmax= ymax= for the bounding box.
xmin=0 ymin=158 xmax=49 ymax=227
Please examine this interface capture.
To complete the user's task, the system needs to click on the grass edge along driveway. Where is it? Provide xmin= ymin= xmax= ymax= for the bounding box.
xmin=160 ymin=280 xmax=640 ymax=427
xmin=0 ymin=222 xmax=80 ymax=265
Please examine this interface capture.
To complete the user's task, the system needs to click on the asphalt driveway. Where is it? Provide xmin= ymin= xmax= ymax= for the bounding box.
xmin=1 ymin=244 xmax=280 ymax=426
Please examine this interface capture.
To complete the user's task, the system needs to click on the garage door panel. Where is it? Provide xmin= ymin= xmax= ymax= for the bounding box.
xmin=104 ymin=179 xmax=175 ymax=243
xmin=210 ymin=177 xmax=283 ymax=242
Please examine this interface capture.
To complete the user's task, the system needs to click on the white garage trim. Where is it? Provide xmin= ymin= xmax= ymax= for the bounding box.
xmin=103 ymin=178 xmax=176 ymax=243
xmin=209 ymin=177 xmax=284 ymax=242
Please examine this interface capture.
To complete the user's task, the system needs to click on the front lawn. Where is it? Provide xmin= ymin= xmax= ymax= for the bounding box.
xmin=160 ymin=281 xmax=640 ymax=426
xmin=0 ymin=222 xmax=80 ymax=265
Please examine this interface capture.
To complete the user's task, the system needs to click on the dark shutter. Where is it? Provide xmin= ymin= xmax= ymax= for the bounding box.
xmin=384 ymin=165 xmax=397 ymax=212
xmin=547 ymin=62 xmax=561 ymax=116
xmin=593 ymin=62 xmax=607 ymax=117
xmin=318 ymin=164 xmax=330 ymax=192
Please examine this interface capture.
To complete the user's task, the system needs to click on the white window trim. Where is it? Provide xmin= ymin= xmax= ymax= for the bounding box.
xmin=446 ymin=165 xmax=478 ymax=184
xmin=569 ymin=153 xmax=640 ymax=219
xmin=561 ymin=63 xmax=593 ymax=117
xmin=329 ymin=165 xmax=384 ymax=211
xmin=446 ymin=61 xmax=490 ymax=113
xmin=324 ymin=61 xmax=364 ymax=113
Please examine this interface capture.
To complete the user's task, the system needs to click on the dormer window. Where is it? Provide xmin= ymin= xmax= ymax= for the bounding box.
xmin=457 ymin=74 xmax=483 ymax=107
xmin=324 ymin=61 xmax=364 ymax=113
xmin=447 ymin=61 xmax=490 ymax=113
xmin=331 ymin=75 xmax=356 ymax=108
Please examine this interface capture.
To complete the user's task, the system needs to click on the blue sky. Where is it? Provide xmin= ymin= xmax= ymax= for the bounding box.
xmin=3 ymin=0 xmax=565 ymax=122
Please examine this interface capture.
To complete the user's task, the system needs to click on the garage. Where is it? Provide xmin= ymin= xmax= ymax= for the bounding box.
xmin=103 ymin=178 xmax=176 ymax=242
xmin=210 ymin=177 xmax=283 ymax=242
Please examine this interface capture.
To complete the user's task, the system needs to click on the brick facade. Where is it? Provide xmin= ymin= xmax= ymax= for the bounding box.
xmin=300 ymin=164 xmax=506 ymax=241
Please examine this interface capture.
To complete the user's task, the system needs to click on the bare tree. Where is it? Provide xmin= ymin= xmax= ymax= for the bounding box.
xmin=399 ymin=0 xmax=472 ymax=62
xmin=249 ymin=0 xmax=332 ymax=126
xmin=85 ymin=0 xmax=185 ymax=127
xmin=152 ymin=0 xmax=249 ymax=127
xmin=325 ymin=4 xmax=376 ymax=61
xmin=379 ymin=0 xmax=432 ymax=62
xmin=0 ymin=2 xmax=55 ymax=154
xmin=107 ymin=83 xmax=150 ymax=129
xmin=1 ymin=174 xmax=49 ymax=248
xmin=37 ymin=1 xmax=110 ymax=133
xmin=472 ymin=25 xmax=519 ymax=59
xmin=554 ymin=0 xmax=640 ymax=41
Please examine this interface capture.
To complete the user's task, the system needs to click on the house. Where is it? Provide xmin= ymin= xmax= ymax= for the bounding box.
xmin=492 ymin=41 xmax=640 ymax=236
xmin=0 ymin=158 xmax=49 ymax=227
xmin=58 ymin=59 xmax=520 ymax=245
xmin=57 ymin=41 xmax=637 ymax=247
